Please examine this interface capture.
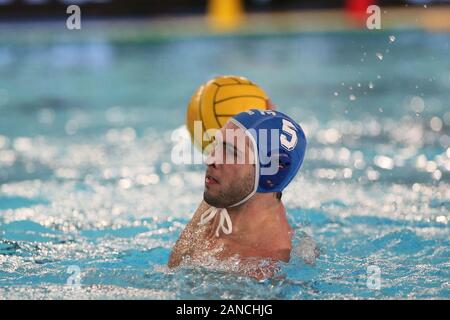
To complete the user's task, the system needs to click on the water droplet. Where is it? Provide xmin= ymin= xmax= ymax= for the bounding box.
xmin=432 ymin=170 xmax=442 ymax=181
xmin=369 ymin=82 xmax=374 ymax=89
xmin=349 ymin=94 xmax=356 ymax=101
xmin=161 ymin=162 xmax=172 ymax=174
xmin=376 ymin=53 xmax=383 ymax=60
xmin=430 ymin=117 xmax=443 ymax=132
xmin=389 ymin=35 xmax=396 ymax=43
xmin=378 ymin=107 xmax=383 ymax=113
xmin=334 ymin=92 xmax=339 ymax=96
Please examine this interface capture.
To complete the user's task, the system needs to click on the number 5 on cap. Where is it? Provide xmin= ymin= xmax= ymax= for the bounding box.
xmin=280 ymin=119 xmax=298 ymax=151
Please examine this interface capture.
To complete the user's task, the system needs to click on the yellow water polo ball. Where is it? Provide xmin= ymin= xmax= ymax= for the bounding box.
xmin=186 ymin=75 xmax=273 ymax=151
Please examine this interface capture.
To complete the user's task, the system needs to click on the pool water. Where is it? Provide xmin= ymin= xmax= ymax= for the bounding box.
xmin=0 ymin=22 xmax=449 ymax=299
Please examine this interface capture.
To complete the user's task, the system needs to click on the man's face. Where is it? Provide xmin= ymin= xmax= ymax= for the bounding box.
xmin=203 ymin=121 xmax=256 ymax=208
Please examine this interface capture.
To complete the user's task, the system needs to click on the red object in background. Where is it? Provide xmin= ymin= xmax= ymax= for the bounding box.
xmin=345 ymin=0 xmax=376 ymax=25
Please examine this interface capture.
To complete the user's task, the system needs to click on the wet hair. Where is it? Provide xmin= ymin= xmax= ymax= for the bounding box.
xmin=276 ymin=192 xmax=282 ymax=201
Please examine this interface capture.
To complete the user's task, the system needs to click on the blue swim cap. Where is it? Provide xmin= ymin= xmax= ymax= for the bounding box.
xmin=229 ymin=109 xmax=307 ymax=195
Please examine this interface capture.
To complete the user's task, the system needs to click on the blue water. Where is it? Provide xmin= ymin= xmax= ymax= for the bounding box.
xmin=0 ymin=21 xmax=449 ymax=299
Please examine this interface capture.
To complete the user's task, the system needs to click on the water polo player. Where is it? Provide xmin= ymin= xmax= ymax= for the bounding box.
xmin=168 ymin=109 xmax=306 ymax=279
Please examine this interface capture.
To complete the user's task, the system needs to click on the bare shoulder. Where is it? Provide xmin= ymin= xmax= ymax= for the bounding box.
xmin=259 ymin=216 xmax=293 ymax=262
xmin=262 ymin=233 xmax=292 ymax=262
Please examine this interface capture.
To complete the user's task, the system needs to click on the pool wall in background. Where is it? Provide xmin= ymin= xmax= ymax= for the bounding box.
xmin=2 ymin=0 xmax=448 ymax=19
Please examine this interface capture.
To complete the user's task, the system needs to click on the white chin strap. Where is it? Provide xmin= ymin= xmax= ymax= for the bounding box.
xmin=198 ymin=207 xmax=232 ymax=237
xmin=197 ymin=188 xmax=257 ymax=237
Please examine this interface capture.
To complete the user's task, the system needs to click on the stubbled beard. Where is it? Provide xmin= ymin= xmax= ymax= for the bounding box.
xmin=203 ymin=171 xmax=254 ymax=208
